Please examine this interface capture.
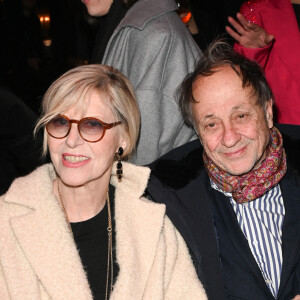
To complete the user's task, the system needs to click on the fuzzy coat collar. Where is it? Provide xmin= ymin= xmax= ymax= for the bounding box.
xmin=1 ymin=162 xmax=177 ymax=299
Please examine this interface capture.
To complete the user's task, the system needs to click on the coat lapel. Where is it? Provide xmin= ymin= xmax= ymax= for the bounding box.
xmin=4 ymin=165 xmax=92 ymax=300
xmin=175 ymin=173 xmax=226 ymax=300
xmin=110 ymin=163 xmax=166 ymax=298
xmin=147 ymin=170 xmax=226 ymax=300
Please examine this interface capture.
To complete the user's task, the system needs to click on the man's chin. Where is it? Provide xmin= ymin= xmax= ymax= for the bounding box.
xmin=223 ymin=164 xmax=255 ymax=176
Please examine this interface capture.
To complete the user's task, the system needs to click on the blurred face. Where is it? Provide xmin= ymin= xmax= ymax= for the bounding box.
xmin=192 ymin=67 xmax=273 ymax=176
xmin=82 ymin=0 xmax=113 ymax=17
xmin=47 ymin=91 xmax=127 ymax=187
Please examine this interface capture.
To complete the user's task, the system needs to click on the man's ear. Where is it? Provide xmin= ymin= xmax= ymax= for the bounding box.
xmin=265 ymin=100 xmax=273 ymax=129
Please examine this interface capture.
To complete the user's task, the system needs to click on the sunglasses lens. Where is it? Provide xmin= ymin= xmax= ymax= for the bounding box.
xmin=79 ymin=118 xmax=104 ymax=142
xmin=46 ymin=116 xmax=69 ymax=138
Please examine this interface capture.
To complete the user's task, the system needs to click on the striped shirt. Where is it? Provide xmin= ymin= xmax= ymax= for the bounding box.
xmin=211 ymin=181 xmax=285 ymax=297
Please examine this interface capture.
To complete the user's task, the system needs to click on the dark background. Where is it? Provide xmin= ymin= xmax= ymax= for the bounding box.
xmin=0 ymin=0 xmax=244 ymax=115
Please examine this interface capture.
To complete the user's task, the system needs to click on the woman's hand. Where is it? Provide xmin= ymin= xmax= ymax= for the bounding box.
xmin=226 ymin=12 xmax=274 ymax=48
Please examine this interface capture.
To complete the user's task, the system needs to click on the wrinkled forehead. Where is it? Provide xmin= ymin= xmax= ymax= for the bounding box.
xmin=193 ymin=66 xmax=241 ymax=89
xmin=192 ymin=66 xmax=257 ymax=106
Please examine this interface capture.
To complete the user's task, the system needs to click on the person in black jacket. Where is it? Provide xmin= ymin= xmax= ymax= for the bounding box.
xmin=0 ymin=86 xmax=43 ymax=194
xmin=146 ymin=39 xmax=300 ymax=300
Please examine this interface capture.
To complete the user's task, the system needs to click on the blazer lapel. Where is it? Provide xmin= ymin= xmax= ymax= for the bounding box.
xmin=277 ymin=174 xmax=300 ymax=298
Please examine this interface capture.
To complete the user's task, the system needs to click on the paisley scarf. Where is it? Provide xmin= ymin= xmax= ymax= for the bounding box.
xmin=203 ymin=127 xmax=287 ymax=203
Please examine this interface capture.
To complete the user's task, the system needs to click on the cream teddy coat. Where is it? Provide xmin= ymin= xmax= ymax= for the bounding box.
xmin=0 ymin=162 xmax=207 ymax=300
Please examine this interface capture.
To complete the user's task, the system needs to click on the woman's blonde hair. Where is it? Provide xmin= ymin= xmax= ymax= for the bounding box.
xmin=35 ymin=64 xmax=140 ymax=158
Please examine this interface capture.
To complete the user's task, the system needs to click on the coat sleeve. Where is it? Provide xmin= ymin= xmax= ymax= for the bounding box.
xmin=234 ymin=42 xmax=273 ymax=69
xmin=128 ymin=17 xmax=200 ymax=164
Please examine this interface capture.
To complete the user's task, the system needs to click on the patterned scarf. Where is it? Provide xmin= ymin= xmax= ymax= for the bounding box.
xmin=203 ymin=127 xmax=287 ymax=203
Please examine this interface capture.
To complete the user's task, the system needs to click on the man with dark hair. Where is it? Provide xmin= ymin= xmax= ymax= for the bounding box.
xmin=146 ymin=39 xmax=300 ymax=300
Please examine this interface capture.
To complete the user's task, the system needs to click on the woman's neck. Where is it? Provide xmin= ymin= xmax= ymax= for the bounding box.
xmin=54 ymin=176 xmax=110 ymax=223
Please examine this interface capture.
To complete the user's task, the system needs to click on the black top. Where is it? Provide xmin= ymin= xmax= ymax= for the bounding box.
xmin=71 ymin=185 xmax=119 ymax=300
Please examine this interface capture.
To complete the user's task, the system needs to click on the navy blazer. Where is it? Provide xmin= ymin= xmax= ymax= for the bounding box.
xmin=147 ymin=124 xmax=300 ymax=300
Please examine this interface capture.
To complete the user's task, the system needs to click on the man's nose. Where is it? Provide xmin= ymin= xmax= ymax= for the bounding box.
xmin=221 ymin=123 xmax=241 ymax=148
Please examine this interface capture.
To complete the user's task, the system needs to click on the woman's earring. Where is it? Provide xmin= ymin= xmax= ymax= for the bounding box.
xmin=116 ymin=147 xmax=124 ymax=181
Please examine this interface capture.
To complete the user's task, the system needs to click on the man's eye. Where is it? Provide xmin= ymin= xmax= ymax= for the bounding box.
xmin=236 ymin=113 xmax=251 ymax=122
xmin=204 ymin=123 xmax=217 ymax=131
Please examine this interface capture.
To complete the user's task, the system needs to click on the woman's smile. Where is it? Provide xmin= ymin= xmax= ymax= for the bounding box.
xmin=62 ymin=153 xmax=91 ymax=168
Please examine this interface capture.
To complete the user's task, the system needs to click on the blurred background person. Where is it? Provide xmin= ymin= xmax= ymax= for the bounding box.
xmin=0 ymin=65 xmax=207 ymax=300
xmin=226 ymin=0 xmax=300 ymax=125
xmin=83 ymin=0 xmax=202 ymax=165
xmin=0 ymin=0 xmax=52 ymax=114
xmin=0 ymin=85 xmax=43 ymax=195
xmin=186 ymin=0 xmax=245 ymax=51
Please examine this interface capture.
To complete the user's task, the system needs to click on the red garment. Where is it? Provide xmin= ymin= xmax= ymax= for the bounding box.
xmin=234 ymin=0 xmax=300 ymax=125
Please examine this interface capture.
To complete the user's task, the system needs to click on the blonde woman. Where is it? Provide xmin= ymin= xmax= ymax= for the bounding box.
xmin=0 ymin=64 xmax=207 ymax=300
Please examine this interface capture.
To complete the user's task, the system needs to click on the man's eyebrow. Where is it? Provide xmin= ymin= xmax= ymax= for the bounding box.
xmin=202 ymin=104 xmax=248 ymax=120
xmin=203 ymin=114 xmax=214 ymax=120
xmin=232 ymin=103 xmax=251 ymax=111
